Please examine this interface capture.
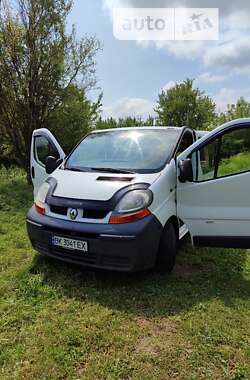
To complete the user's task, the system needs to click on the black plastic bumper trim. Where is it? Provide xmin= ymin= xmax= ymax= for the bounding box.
xmin=193 ymin=236 xmax=250 ymax=249
xmin=26 ymin=206 xmax=163 ymax=272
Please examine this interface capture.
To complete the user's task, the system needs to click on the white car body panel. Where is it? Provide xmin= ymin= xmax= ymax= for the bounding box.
xmin=177 ymin=171 xmax=250 ymax=239
xmin=52 ymin=169 xmax=161 ymax=201
xmin=148 ymin=159 xmax=176 ymax=227
xmin=177 ymin=118 xmax=250 ymax=242
xmin=31 ymin=128 xmax=65 ymax=197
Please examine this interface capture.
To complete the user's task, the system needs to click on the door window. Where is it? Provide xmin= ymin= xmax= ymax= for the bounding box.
xmin=191 ymin=126 xmax=250 ymax=182
xmin=176 ymin=130 xmax=194 ymax=156
xmin=34 ymin=136 xmax=59 ymax=167
xmin=218 ymin=128 xmax=250 ymax=177
xmin=192 ymin=139 xmax=220 ymax=181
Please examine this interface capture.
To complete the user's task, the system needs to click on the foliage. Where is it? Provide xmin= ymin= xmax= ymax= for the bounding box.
xmin=218 ymin=97 xmax=250 ymax=124
xmin=48 ymin=85 xmax=102 ymax=154
xmin=0 ymin=0 xmax=100 ymax=173
xmin=95 ymin=116 xmax=155 ymax=130
xmin=155 ymin=79 xmax=216 ymax=130
xmin=220 ymin=127 xmax=250 ymax=161
xmin=1 ymin=169 xmax=250 ymax=379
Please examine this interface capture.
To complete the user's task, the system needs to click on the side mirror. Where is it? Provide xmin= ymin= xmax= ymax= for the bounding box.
xmin=45 ymin=156 xmax=63 ymax=174
xmin=178 ymin=159 xmax=193 ymax=183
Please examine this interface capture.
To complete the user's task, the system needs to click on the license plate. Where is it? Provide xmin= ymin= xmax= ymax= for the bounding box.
xmin=52 ymin=236 xmax=88 ymax=252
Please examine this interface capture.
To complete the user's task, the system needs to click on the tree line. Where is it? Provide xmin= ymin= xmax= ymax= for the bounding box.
xmin=0 ymin=0 xmax=250 ymax=176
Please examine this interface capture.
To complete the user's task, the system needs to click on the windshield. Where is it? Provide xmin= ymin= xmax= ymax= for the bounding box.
xmin=65 ymin=129 xmax=180 ymax=173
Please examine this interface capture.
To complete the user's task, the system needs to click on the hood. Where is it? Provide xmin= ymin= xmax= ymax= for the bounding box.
xmin=51 ymin=169 xmax=161 ymax=201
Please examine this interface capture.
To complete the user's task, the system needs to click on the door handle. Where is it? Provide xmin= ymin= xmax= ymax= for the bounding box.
xmin=31 ymin=166 xmax=35 ymax=179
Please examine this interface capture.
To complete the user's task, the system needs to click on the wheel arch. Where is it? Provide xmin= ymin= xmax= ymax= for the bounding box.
xmin=164 ymin=215 xmax=179 ymax=240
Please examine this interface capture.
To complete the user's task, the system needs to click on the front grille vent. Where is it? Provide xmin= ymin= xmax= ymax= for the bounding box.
xmin=50 ymin=205 xmax=67 ymax=215
xmin=49 ymin=205 xmax=108 ymax=220
xmin=83 ymin=210 xmax=108 ymax=219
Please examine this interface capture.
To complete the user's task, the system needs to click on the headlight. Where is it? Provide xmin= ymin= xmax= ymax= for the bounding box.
xmin=115 ymin=189 xmax=153 ymax=213
xmin=36 ymin=182 xmax=50 ymax=204
xmin=34 ymin=182 xmax=50 ymax=214
xmin=109 ymin=189 xmax=153 ymax=224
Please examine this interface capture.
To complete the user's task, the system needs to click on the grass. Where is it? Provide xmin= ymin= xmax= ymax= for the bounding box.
xmin=0 ymin=167 xmax=250 ymax=380
xmin=218 ymin=152 xmax=250 ymax=177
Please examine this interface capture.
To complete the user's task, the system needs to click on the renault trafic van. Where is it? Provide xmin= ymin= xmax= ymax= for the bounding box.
xmin=27 ymin=119 xmax=250 ymax=272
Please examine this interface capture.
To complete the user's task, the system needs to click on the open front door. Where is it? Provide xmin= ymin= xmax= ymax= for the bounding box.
xmin=177 ymin=119 xmax=250 ymax=248
xmin=30 ymin=128 xmax=65 ymax=197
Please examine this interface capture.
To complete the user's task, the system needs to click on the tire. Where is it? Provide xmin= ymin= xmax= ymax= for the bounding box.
xmin=156 ymin=222 xmax=177 ymax=273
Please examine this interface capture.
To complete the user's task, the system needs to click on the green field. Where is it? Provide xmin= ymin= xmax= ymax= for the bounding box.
xmin=0 ymin=168 xmax=250 ymax=380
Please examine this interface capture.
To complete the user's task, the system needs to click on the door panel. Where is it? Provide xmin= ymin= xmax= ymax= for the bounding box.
xmin=177 ymin=122 xmax=250 ymax=248
xmin=31 ymin=128 xmax=65 ymax=197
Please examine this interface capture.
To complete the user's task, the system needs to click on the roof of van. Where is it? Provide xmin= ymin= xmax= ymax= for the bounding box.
xmin=91 ymin=126 xmax=185 ymax=133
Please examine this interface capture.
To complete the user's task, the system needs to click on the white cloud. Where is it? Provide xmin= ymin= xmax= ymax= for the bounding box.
xmin=102 ymin=1 xmax=250 ymax=116
xmin=204 ymin=37 xmax=250 ymax=74
xmin=157 ymin=13 xmax=250 ymax=73
xmin=196 ymin=71 xmax=230 ymax=84
xmin=223 ymin=11 xmax=250 ymax=31
xmin=103 ymin=0 xmax=250 ymax=17
xmin=102 ymin=0 xmax=132 ymax=14
xmin=155 ymin=40 xmax=206 ymax=60
xmin=102 ymin=0 xmax=135 ymax=21
xmin=214 ymin=87 xmax=250 ymax=113
xmin=102 ymin=97 xmax=155 ymax=119
xmin=102 ymin=89 xmax=250 ymax=120
xmin=103 ymin=0 xmax=250 ymax=75
xmin=162 ymin=80 xmax=177 ymax=91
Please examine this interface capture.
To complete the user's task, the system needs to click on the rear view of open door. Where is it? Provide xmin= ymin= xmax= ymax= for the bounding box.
xmin=177 ymin=119 xmax=250 ymax=248
xmin=30 ymin=128 xmax=65 ymax=197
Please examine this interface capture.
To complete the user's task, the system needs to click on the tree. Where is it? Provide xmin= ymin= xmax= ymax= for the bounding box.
xmin=0 ymin=0 xmax=100 ymax=177
xmin=155 ymin=79 xmax=216 ymax=130
xmin=95 ymin=116 xmax=155 ymax=130
xmin=216 ymin=98 xmax=250 ymax=159
xmin=217 ymin=97 xmax=250 ymax=124
xmin=48 ymin=85 xmax=102 ymax=154
xmin=95 ymin=117 xmax=118 ymax=130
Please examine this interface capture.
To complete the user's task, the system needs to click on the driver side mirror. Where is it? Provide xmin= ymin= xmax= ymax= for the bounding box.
xmin=45 ymin=156 xmax=63 ymax=174
xmin=179 ymin=159 xmax=193 ymax=183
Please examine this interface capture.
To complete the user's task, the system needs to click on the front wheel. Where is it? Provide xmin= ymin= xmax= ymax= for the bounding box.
xmin=155 ymin=222 xmax=177 ymax=273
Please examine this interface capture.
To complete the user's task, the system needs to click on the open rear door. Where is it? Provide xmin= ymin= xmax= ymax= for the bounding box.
xmin=30 ymin=128 xmax=65 ymax=197
xmin=177 ymin=119 xmax=250 ymax=248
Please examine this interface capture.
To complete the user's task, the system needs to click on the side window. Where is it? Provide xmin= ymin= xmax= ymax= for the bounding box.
xmin=191 ymin=126 xmax=250 ymax=182
xmin=34 ymin=136 xmax=60 ymax=166
xmin=176 ymin=131 xmax=194 ymax=156
xmin=217 ymin=128 xmax=250 ymax=177
xmin=193 ymin=139 xmax=220 ymax=181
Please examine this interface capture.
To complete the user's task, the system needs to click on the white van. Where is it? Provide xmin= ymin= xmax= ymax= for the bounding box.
xmin=27 ymin=119 xmax=250 ymax=272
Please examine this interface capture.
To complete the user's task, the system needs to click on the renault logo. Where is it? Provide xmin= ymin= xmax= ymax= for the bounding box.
xmin=69 ymin=208 xmax=78 ymax=220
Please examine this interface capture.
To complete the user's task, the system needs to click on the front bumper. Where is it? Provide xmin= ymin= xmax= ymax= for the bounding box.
xmin=26 ymin=206 xmax=163 ymax=272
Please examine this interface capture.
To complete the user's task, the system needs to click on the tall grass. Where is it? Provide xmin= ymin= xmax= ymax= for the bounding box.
xmin=218 ymin=152 xmax=250 ymax=177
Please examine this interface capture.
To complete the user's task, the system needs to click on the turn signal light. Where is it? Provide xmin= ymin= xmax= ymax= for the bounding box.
xmin=109 ymin=208 xmax=151 ymax=224
xmin=35 ymin=202 xmax=45 ymax=215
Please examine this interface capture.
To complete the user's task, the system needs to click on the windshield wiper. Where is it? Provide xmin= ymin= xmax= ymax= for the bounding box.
xmin=65 ymin=166 xmax=135 ymax=174
xmin=65 ymin=166 xmax=88 ymax=172
xmin=89 ymin=167 xmax=136 ymax=174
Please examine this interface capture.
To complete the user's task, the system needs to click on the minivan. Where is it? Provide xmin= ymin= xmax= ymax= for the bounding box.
xmin=27 ymin=118 xmax=250 ymax=272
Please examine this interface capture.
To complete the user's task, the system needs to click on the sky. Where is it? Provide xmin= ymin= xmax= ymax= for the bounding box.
xmin=68 ymin=0 xmax=250 ymax=120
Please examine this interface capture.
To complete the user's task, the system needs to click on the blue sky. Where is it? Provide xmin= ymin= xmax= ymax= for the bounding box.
xmin=68 ymin=0 xmax=250 ymax=119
